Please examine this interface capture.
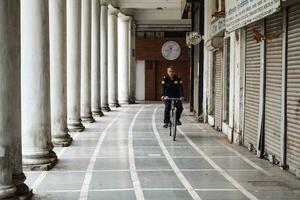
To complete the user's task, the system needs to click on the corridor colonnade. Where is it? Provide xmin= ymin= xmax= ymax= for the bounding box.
xmin=0 ymin=0 xmax=135 ymax=199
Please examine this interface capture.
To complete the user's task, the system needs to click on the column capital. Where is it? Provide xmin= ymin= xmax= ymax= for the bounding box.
xmin=118 ymin=13 xmax=132 ymax=22
xmin=108 ymin=4 xmax=119 ymax=16
xmin=131 ymin=21 xmax=137 ymax=28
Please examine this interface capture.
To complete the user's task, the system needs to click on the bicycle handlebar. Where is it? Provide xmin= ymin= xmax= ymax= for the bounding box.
xmin=163 ymin=97 xmax=181 ymax=101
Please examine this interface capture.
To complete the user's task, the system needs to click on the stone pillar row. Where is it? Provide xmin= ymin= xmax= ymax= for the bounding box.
xmin=0 ymin=1 xmax=33 ymax=199
xmin=0 ymin=0 xmax=135 ymax=199
xmin=118 ymin=13 xmax=132 ymax=105
xmin=100 ymin=2 xmax=110 ymax=111
xmin=91 ymin=0 xmax=104 ymax=117
xmin=81 ymin=0 xmax=95 ymax=123
xmin=108 ymin=5 xmax=120 ymax=107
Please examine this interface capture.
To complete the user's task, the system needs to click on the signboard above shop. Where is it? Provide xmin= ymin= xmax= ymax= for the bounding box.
xmin=211 ymin=18 xmax=225 ymax=36
xmin=225 ymin=0 xmax=281 ymax=32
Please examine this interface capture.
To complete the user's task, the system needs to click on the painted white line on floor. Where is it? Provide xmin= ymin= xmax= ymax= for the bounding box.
xmin=36 ymin=189 xmax=81 ymax=193
xmin=189 ymin=121 xmax=272 ymax=176
xmin=128 ymin=106 xmax=146 ymax=200
xmin=35 ymin=169 xmax=131 ymax=173
xmin=57 ymin=156 xmax=94 ymax=159
xmin=194 ymin=189 xmax=239 ymax=191
xmin=90 ymin=188 xmax=134 ymax=192
xmin=57 ymin=132 xmax=81 ymax=157
xmin=31 ymin=131 xmax=81 ymax=191
xmin=31 ymin=171 xmax=47 ymax=191
xmin=215 ymin=139 xmax=272 ymax=176
xmin=171 ymin=156 xmax=202 ymax=158
xmin=39 ymin=168 xmax=260 ymax=174
xmin=177 ymin=127 xmax=259 ymax=200
xmin=36 ymin=188 xmax=240 ymax=194
xmin=93 ymin=169 xmax=130 ymax=172
xmin=135 ymin=156 xmax=165 ymax=159
xmin=79 ymin=107 xmax=130 ymax=200
xmin=152 ymin=107 xmax=203 ymax=200
xmin=143 ymin=188 xmax=187 ymax=191
xmin=137 ymin=169 xmax=173 ymax=172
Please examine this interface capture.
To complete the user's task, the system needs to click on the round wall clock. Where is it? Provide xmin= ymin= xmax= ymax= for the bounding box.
xmin=161 ymin=41 xmax=181 ymax=60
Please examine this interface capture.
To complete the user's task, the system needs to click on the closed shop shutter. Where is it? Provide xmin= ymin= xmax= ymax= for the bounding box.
xmin=264 ymin=12 xmax=283 ymax=161
xmin=214 ymin=50 xmax=222 ymax=130
xmin=287 ymin=5 xmax=300 ymax=172
xmin=244 ymin=22 xmax=261 ymax=150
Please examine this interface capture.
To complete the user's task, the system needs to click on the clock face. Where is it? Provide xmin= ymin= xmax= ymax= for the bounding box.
xmin=161 ymin=41 xmax=181 ymax=60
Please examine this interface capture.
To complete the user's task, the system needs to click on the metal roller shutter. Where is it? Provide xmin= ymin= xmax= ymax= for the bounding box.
xmin=264 ymin=12 xmax=283 ymax=162
xmin=244 ymin=22 xmax=261 ymax=150
xmin=214 ymin=50 xmax=222 ymax=130
xmin=287 ymin=5 xmax=300 ymax=172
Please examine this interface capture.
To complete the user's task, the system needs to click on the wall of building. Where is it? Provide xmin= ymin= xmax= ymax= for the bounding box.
xmin=193 ymin=4 xmax=200 ymax=116
xmin=224 ymin=30 xmax=245 ymax=143
xmin=135 ymin=60 xmax=145 ymax=101
xmin=203 ymin=0 xmax=213 ymax=123
xmin=136 ymin=36 xmax=190 ymax=101
xmin=188 ymin=0 xmax=300 ymax=178
xmin=136 ymin=37 xmax=189 ymax=61
xmin=198 ymin=0 xmax=244 ymax=142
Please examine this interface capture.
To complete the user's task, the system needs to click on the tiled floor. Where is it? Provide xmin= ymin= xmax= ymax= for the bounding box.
xmin=25 ymin=103 xmax=300 ymax=200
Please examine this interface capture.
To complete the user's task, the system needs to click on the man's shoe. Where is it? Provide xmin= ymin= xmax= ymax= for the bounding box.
xmin=163 ymin=123 xmax=169 ymax=128
xmin=176 ymin=120 xmax=182 ymax=126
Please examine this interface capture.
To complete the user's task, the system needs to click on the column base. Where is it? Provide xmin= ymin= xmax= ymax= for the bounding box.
xmin=101 ymin=106 xmax=111 ymax=112
xmin=52 ymin=133 xmax=73 ymax=147
xmin=13 ymin=175 xmax=33 ymax=200
xmin=68 ymin=122 xmax=85 ymax=132
xmin=81 ymin=115 xmax=95 ymax=123
xmin=0 ymin=185 xmax=17 ymax=200
xmin=13 ymin=173 xmax=30 ymax=196
xmin=109 ymin=102 xmax=121 ymax=108
xmin=92 ymin=110 xmax=104 ymax=117
xmin=16 ymin=190 xmax=33 ymax=200
xmin=118 ymin=100 xmax=129 ymax=105
xmin=129 ymin=100 xmax=135 ymax=104
xmin=23 ymin=150 xmax=58 ymax=171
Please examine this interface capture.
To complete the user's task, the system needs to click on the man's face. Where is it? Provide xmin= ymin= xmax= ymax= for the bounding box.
xmin=167 ymin=68 xmax=175 ymax=78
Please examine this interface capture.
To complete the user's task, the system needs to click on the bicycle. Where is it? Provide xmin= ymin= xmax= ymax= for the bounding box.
xmin=164 ymin=97 xmax=181 ymax=141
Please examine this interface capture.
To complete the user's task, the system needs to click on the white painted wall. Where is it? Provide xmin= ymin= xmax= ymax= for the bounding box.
xmin=204 ymin=0 xmax=213 ymax=123
xmin=135 ymin=60 xmax=145 ymax=101
xmin=225 ymin=32 xmax=236 ymax=138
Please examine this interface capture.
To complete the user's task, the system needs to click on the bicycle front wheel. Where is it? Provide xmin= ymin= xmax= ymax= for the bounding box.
xmin=172 ymin=109 xmax=177 ymax=141
xmin=169 ymin=120 xmax=172 ymax=136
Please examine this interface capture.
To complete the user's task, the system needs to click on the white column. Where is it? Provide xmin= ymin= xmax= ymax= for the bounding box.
xmin=81 ymin=0 xmax=95 ymax=123
xmin=129 ymin=20 xmax=136 ymax=104
xmin=67 ymin=0 xmax=85 ymax=132
xmin=49 ymin=0 xmax=72 ymax=147
xmin=21 ymin=0 xmax=57 ymax=170
xmin=0 ymin=1 xmax=32 ymax=198
xmin=91 ymin=0 xmax=104 ymax=117
xmin=100 ymin=3 xmax=111 ymax=111
xmin=108 ymin=5 xmax=120 ymax=107
xmin=118 ymin=13 xmax=131 ymax=104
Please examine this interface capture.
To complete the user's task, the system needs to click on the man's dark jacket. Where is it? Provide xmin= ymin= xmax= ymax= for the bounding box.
xmin=161 ymin=75 xmax=184 ymax=98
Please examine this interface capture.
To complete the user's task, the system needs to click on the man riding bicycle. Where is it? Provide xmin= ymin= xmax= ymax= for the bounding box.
xmin=161 ymin=66 xmax=184 ymax=128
